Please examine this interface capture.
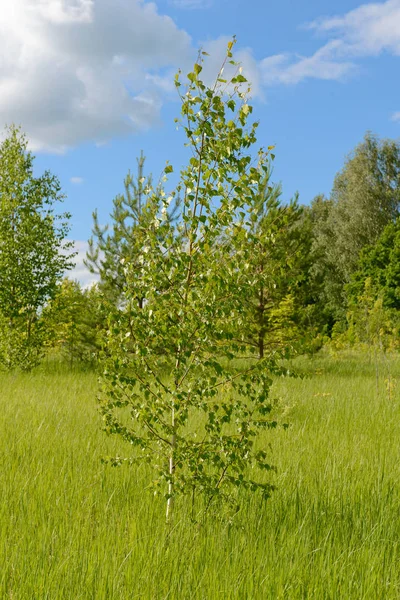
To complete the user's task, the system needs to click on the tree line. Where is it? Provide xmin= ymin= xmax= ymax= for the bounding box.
xmin=1 ymin=127 xmax=399 ymax=370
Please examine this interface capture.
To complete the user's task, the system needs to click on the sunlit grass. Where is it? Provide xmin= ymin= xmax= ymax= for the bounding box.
xmin=1 ymin=352 xmax=400 ymax=598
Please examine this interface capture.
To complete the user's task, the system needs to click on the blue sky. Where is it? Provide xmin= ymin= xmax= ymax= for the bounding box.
xmin=1 ymin=0 xmax=400 ymax=284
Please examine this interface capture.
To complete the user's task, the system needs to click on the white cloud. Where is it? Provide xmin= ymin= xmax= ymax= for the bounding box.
xmin=392 ymin=111 xmax=400 ymax=121
xmin=0 ymin=0 xmax=191 ymax=152
xmin=67 ymin=240 xmax=99 ymax=288
xmin=3 ymin=0 xmax=399 ymax=152
xmin=261 ymin=41 xmax=355 ymax=85
xmin=35 ymin=0 xmax=94 ymax=24
xmin=308 ymin=0 xmax=400 ymax=57
xmin=170 ymin=0 xmax=211 ymax=8
xmin=70 ymin=176 xmax=84 ymax=184
xmin=261 ymin=0 xmax=400 ymax=86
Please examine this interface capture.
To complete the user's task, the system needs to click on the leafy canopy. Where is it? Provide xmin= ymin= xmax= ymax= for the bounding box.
xmin=0 ymin=125 xmax=74 ymax=369
xmin=99 ymin=41 xmax=284 ymax=521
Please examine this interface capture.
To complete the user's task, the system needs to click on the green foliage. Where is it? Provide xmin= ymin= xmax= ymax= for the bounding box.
xmin=349 ymin=281 xmax=399 ymax=353
xmin=85 ymin=151 xmax=179 ymax=308
xmin=349 ymin=219 xmax=400 ymax=311
xmin=0 ymin=126 xmax=74 ymax=370
xmin=331 ymin=132 xmax=400 ymax=277
xmin=240 ymin=175 xmax=313 ymax=358
xmin=329 ymin=281 xmax=398 ymax=355
xmin=338 ymin=220 xmax=400 ymax=354
xmin=305 ymin=194 xmax=339 ymax=327
xmin=99 ymin=42 xmax=281 ymax=520
xmin=0 ymin=310 xmax=44 ymax=371
xmin=309 ymin=134 xmax=400 ymax=322
xmin=42 ymin=279 xmax=106 ymax=367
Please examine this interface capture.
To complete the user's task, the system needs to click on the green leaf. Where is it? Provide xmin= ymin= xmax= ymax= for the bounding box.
xmin=232 ymin=74 xmax=247 ymax=83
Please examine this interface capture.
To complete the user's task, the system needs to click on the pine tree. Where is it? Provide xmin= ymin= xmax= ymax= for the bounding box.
xmin=241 ymin=173 xmax=311 ymax=358
xmin=85 ymin=152 xmax=178 ymax=308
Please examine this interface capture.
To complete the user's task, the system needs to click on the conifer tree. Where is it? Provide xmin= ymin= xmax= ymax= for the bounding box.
xmin=85 ymin=152 xmax=178 ymax=307
xmin=241 ymin=173 xmax=311 ymax=358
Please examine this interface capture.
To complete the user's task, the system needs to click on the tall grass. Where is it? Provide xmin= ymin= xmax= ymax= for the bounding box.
xmin=1 ymin=353 xmax=400 ymax=598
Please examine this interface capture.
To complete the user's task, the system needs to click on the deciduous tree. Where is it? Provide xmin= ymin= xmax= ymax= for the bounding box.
xmin=0 ymin=126 xmax=74 ymax=369
xmin=99 ymin=42 xmax=282 ymax=522
xmin=314 ymin=134 xmax=400 ymax=321
xmin=42 ymin=279 xmax=106 ymax=367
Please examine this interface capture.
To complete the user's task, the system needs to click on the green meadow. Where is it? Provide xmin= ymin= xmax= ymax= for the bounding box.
xmin=1 ymin=353 xmax=400 ymax=599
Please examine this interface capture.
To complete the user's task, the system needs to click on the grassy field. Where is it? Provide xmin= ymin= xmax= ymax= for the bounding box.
xmin=1 ymin=352 xmax=400 ymax=599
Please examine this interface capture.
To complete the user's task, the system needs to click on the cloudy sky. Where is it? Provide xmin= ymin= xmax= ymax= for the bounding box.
xmin=1 ymin=0 xmax=400 ymax=284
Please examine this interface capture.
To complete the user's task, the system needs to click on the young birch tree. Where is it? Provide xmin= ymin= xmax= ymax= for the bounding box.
xmin=0 ymin=126 xmax=74 ymax=370
xmin=99 ymin=41 xmax=282 ymax=521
